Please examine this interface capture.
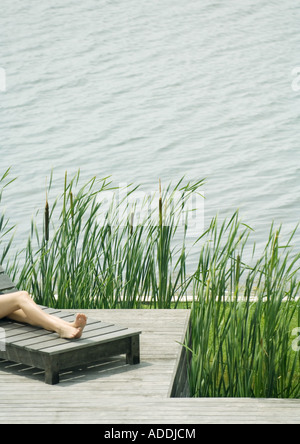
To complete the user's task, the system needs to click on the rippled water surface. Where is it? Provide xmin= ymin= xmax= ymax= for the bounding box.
xmin=1 ymin=0 xmax=300 ymax=262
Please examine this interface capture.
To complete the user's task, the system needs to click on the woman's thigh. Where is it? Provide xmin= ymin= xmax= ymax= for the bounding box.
xmin=0 ymin=292 xmax=20 ymax=319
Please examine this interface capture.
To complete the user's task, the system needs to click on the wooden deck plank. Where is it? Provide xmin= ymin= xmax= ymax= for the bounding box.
xmin=0 ymin=309 xmax=299 ymax=424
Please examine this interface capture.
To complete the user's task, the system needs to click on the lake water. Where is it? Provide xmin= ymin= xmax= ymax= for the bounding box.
xmin=1 ymin=0 xmax=300 ymax=266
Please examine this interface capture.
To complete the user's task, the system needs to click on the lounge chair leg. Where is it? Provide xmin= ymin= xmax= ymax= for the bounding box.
xmin=45 ymin=358 xmax=60 ymax=384
xmin=45 ymin=368 xmax=59 ymax=385
xmin=126 ymin=335 xmax=140 ymax=365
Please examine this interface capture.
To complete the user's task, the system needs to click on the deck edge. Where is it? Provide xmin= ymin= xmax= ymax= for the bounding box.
xmin=168 ymin=309 xmax=191 ymax=398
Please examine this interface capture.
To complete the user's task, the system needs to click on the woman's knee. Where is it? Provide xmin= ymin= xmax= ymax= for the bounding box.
xmin=16 ymin=291 xmax=31 ymax=307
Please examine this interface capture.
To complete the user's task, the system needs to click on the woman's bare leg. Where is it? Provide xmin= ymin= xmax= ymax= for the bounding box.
xmin=0 ymin=291 xmax=87 ymax=339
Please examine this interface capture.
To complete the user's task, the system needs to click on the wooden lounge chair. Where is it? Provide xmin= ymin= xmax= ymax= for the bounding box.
xmin=0 ymin=266 xmax=141 ymax=384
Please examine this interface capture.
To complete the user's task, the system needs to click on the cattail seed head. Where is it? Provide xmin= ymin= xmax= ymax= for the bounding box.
xmin=45 ymin=198 xmax=50 ymax=242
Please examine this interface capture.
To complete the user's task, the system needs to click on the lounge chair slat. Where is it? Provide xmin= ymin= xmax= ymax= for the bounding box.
xmin=39 ymin=328 xmax=139 ymax=354
xmin=0 ymin=273 xmax=16 ymax=291
xmin=29 ymin=325 xmax=128 ymax=351
xmin=6 ymin=321 xmax=117 ymax=348
xmin=5 ymin=331 xmax=55 ymax=344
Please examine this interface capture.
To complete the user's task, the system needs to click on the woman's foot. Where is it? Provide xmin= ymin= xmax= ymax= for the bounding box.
xmin=58 ymin=324 xmax=81 ymax=340
xmin=56 ymin=313 xmax=87 ymax=340
xmin=72 ymin=313 xmax=87 ymax=339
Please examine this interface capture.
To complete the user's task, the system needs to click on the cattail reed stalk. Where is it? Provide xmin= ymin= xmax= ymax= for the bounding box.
xmin=63 ymin=171 xmax=68 ymax=220
xmin=70 ymin=191 xmax=74 ymax=220
xmin=235 ymin=254 xmax=240 ymax=294
xmin=159 ymin=178 xmax=162 ymax=228
xmin=271 ymin=229 xmax=279 ymax=268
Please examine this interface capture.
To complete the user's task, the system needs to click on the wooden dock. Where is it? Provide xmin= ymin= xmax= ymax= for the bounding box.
xmin=0 ymin=309 xmax=299 ymax=424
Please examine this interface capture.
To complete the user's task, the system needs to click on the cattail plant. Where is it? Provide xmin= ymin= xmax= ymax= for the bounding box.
xmin=15 ymin=171 xmax=204 ymax=309
xmin=187 ymin=215 xmax=300 ymax=398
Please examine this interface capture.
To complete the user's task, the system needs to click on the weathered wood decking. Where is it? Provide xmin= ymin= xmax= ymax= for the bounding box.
xmin=0 ymin=309 xmax=299 ymax=424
